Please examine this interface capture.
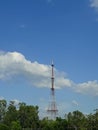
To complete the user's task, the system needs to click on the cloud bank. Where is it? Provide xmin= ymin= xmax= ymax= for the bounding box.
xmin=0 ymin=51 xmax=98 ymax=96
xmin=0 ymin=51 xmax=71 ymax=89
xmin=90 ymin=0 xmax=98 ymax=9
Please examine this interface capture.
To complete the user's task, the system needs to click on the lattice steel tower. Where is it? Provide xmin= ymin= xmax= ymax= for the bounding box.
xmin=47 ymin=62 xmax=58 ymax=120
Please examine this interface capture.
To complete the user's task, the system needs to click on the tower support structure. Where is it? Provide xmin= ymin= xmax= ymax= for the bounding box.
xmin=47 ymin=62 xmax=58 ymax=120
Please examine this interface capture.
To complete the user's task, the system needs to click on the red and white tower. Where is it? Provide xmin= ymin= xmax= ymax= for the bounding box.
xmin=47 ymin=62 xmax=58 ymax=120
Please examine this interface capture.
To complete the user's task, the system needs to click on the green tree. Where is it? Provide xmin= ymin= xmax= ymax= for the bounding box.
xmin=92 ymin=110 xmax=98 ymax=130
xmin=3 ymin=101 xmax=18 ymax=126
xmin=18 ymin=105 xmax=39 ymax=129
xmin=10 ymin=121 xmax=22 ymax=130
xmin=87 ymin=113 xmax=94 ymax=130
xmin=56 ymin=117 xmax=68 ymax=130
xmin=67 ymin=110 xmax=87 ymax=130
xmin=0 ymin=99 xmax=7 ymax=122
xmin=40 ymin=118 xmax=49 ymax=130
xmin=40 ymin=117 xmax=68 ymax=130
xmin=0 ymin=123 xmax=9 ymax=130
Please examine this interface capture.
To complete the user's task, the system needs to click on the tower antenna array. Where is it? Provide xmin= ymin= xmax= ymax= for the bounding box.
xmin=47 ymin=61 xmax=58 ymax=120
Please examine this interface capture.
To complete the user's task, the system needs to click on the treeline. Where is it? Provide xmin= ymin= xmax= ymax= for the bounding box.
xmin=0 ymin=99 xmax=98 ymax=130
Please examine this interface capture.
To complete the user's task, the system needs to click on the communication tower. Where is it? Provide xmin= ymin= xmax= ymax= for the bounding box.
xmin=47 ymin=62 xmax=58 ymax=120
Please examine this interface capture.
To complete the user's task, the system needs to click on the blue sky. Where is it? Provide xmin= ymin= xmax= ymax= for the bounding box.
xmin=0 ymin=0 xmax=98 ymax=118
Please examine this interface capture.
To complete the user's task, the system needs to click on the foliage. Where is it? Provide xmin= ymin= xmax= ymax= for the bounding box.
xmin=0 ymin=123 xmax=9 ymax=130
xmin=10 ymin=121 xmax=22 ymax=130
xmin=3 ymin=102 xmax=18 ymax=126
xmin=18 ymin=105 xmax=39 ymax=128
xmin=0 ymin=99 xmax=98 ymax=130
xmin=0 ymin=99 xmax=7 ymax=122
xmin=67 ymin=110 xmax=87 ymax=129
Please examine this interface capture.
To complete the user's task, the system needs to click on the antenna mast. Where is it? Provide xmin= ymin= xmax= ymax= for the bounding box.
xmin=47 ymin=61 xmax=58 ymax=120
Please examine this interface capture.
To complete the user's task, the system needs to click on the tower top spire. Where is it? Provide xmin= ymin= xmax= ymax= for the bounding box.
xmin=51 ymin=60 xmax=54 ymax=66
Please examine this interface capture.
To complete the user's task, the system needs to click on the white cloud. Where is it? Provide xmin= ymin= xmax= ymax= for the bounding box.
xmin=10 ymin=99 xmax=20 ymax=106
xmin=72 ymin=100 xmax=79 ymax=107
xmin=75 ymin=80 xmax=98 ymax=96
xmin=0 ymin=51 xmax=72 ymax=89
xmin=0 ymin=51 xmax=98 ymax=96
xmin=0 ymin=96 xmax=5 ymax=100
xmin=90 ymin=0 xmax=98 ymax=9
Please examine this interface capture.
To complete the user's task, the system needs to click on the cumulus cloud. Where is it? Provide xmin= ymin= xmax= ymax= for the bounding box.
xmin=90 ymin=0 xmax=98 ymax=9
xmin=72 ymin=100 xmax=79 ymax=107
xmin=0 ymin=96 xmax=5 ymax=100
xmin=75 ymin=80 xmax=98 ymax=96
xmin=0 ymin=51 xmax=98 ymax=96
xmin=10 ymin=99 xmax=20 ymax=106
xmin=0 ymin=51 xmax=72 ymax=89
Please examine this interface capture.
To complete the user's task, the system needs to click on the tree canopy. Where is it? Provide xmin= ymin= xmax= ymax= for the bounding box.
xmin=0 ymin=99 xmax=98 ymax=130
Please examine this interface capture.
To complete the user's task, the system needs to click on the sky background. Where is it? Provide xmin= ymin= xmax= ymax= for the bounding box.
xmin=0 ymin=0 xmax=98 ymax=118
